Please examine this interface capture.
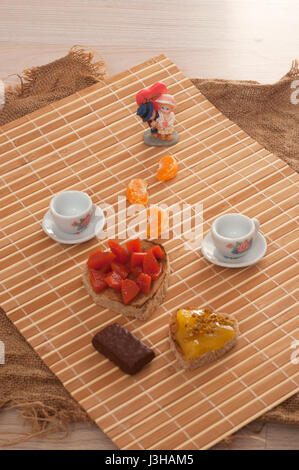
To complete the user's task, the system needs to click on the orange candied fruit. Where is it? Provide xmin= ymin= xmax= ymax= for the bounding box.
xmin=147 ymin=206 xmax=169 ymax=238
xmin=156 ymin=155 xmax=178 ymax=181
xmin=126 ymin=178 xmax=149 ymax=206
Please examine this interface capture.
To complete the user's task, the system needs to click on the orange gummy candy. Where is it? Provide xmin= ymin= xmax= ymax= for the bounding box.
xmin=147 ymin=206 xmax=169 ymax=238
xmin=126 ymin=178 xmax=149 ymax=206
xmin=156 ymin=155 xmax=178 ymax=181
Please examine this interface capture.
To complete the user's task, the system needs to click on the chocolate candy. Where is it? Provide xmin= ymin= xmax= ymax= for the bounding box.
xmin=92 ymin=323 xmax=155 ymax=375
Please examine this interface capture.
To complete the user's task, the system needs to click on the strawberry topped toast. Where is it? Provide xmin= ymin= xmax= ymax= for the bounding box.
xmin=82 ymin=239 xmax=170 ymax=320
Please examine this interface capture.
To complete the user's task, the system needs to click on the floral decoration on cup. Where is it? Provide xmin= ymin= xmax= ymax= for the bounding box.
xmin=226 ymin=238 xmax=253 ymax=255
xmin=72 ymin=212 xmax=92 ymax=234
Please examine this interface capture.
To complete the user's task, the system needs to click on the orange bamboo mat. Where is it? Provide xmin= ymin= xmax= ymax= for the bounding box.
xmin=0 ymin=55 xmax=298 ymax=450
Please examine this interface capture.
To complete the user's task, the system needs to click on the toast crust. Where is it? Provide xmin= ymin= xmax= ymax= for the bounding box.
xmin=82 ymin=240 xmax=170 ymax=320
xmin=169 ymin=309 xmax=239 ymax=370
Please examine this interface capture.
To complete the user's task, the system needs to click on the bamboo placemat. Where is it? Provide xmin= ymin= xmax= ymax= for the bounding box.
xmin=0 ymin=55 xmax=298 ymax=450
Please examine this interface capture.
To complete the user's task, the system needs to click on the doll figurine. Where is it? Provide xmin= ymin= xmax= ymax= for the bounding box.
xmin=155 ymin=94 xmax=176 ymax=141
xmin=136 ymin=101 xmax=160 ymax=139
xmin=136 ymin=83 xmax=179 ymax=147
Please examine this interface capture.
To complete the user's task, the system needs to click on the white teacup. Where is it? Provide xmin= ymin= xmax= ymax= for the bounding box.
xmin=50 ymin=191 xmax=93 ymax=234
xmin=211 ymin=213 xmax=259 ymax=259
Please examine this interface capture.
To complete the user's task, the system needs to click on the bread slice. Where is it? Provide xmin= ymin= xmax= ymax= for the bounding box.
xmin=82 ymin=240 xmax=170 ymax=321
xmin=169 ymin=309 xmax=239 ymax=370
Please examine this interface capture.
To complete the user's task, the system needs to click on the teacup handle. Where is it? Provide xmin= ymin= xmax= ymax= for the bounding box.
xmin=252 ymin=218 xmax=259 ymax=240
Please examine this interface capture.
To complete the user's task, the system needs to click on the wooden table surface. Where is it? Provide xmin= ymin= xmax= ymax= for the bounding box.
xmin=0 ymin=0 xmax=298 ymax=451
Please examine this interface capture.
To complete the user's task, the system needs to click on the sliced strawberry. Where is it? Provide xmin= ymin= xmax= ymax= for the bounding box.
xmin=89 ymin=269 xmax=107 ymax=293
xmin=88 ymin=250 xmax=116 ymax=269
xmin=111 ymin=261 xmax=130 ymax=279
xmin=130 ymin=252 xmax=146 ymax=268
xmin=143 ymin=249 xmax=160 ymax=277
xmin=136 ymin=272 xmax=152 ymax=294
xmin=108 ymin=240 xmax=130 ymax=264
xmin=130 ymin=265 xmax=143 ymax=278
xmin=151 ymin=245 xmax=165 ymax=259
xmin=121 ymin=279 xmax=140 ymax=305
xmin=98 ymin=263 xmax=112 ymax=274
xmin=105 ymin=271 xmax=122 ymax=291
xmin=126 ymin=238 xmax=143 ymax=254
xmin=151 ymin=262 xmax=162 ymax=281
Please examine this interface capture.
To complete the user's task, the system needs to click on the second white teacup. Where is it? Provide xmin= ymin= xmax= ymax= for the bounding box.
xmin=211 ymin=213 xmax=259 ymax=259
xmin=50 ymin=191 xmax=92 ymax=234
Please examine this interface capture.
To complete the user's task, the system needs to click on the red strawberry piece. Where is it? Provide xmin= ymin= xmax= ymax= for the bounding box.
xmin=130 ymin=265 xmax=143 ymax=278
xmin=136 ymin=273 xmax=152 ymax=295
xmin=143 ymin=249 xmax=160 ymax=277
xmin=98 ymin=263 xmax=112 ymax=274
xmin=89 ymin=269 xmax=107 ymax=293
xmin=111 ymin=261 xmax=130 ymax=279
xmin=151 ymin=245 xmax=165 ymax=259
xmin=151 ymin=262 xmax=162 ymax=281
xmin=105 ymin=271 xmax=123 ymax=291
xmin=121 ymin=279 xmax=140 ymax=305
xmin=87 ymin=250 xmax=116 ymax=269
xmin=130 ymin=252 xmax=146 ymax=267
xmin=126 ymin=238 xmax=143 ymax=254
xmin=108 ymin=240 xmax=130 ymax=264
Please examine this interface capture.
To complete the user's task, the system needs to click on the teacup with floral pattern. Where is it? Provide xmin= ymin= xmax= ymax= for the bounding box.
xmin=50 ymin=191 xmax=92 ymax=234
xmin=211 ymin=213 xmax=259 ymax=259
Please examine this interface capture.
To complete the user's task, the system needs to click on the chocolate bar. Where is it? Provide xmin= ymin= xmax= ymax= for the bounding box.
xmin=92 ymin=323 xmax=155 ymax=375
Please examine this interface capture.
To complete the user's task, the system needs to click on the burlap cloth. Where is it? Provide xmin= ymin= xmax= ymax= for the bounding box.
xmin=0 ymin=47 xmax=298 ymax=445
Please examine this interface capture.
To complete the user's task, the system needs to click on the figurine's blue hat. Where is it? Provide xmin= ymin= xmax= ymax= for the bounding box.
xmin=137 ymin=102 xmax=154 ymax=122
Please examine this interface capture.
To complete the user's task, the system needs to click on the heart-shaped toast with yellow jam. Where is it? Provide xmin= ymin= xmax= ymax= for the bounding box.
xmin=169 ymin=308 xmax=239 ymax=370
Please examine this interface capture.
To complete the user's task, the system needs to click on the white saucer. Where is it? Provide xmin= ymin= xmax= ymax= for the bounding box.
xmin=201 ymin=231 xmax=267 ymax=268
xmin=42 ymin=204 xmax=105 ymax=244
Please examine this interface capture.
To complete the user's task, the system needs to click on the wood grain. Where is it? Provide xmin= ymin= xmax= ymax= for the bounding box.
xmin=0 ymin=409 xmax=298 ymax=450
xmin=0 ymin=0 xmax=298 ymax=82
xmin=0 ymin=55 xmax=298 ymax=450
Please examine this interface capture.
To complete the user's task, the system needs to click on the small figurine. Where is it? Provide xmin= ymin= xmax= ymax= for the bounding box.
xmin=155 ymin=94 xmax=176 ymax=141
xmin=136 ymin=82 xmax=179 ymax=147
xmin=136 ymin=101 xmax=160 ymax=139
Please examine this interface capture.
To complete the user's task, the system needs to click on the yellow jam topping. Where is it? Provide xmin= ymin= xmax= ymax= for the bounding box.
xmin=175 ymin=308 xmax=236 ymax=361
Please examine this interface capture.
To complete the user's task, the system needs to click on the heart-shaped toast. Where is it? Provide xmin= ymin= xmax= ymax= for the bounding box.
xmin=169 ymin=308 xmax=239 ymax=370
xmin=83 ymin=240 xmax=170 ymax=321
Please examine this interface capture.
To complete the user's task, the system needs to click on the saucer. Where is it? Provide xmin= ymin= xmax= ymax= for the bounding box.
xmin=42 ymin=204 xmax=105 ymax=244
xmin=201 ymin=231 xmax=267 ymax=268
